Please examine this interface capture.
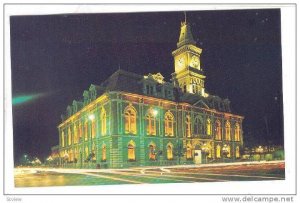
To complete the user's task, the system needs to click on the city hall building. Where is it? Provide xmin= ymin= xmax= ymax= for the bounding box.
xmin=57 ymin=20 xmax=244 ymax=169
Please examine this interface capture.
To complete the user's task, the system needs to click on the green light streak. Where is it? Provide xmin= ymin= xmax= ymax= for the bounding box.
xmin=12 ymin=94 xmax=43 ymax=106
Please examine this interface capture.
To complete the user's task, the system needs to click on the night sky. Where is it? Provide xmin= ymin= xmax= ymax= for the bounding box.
xmin=10 ymin=9 xmax=283 ymax=162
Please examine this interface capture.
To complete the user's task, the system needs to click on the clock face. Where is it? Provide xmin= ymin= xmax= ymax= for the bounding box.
xmin=191 ymin=55 xmax=200 ymax=68
xmin=177 ymin=57 xmax=185 ymax=68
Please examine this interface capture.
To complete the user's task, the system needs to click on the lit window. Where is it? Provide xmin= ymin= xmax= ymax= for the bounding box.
xmin=164 ymin=112 xmax=174 ymax=136
xmin=73 ymin=125 xmax=78 ymax=144
xmin=225 ymin=121 xmax=231 ymax=141
xmin=91 ymin=119 xmax=96 ymax=139
xmin=206 ymin=119 xmax=212 ymax=135
xmin=61 ymin=131 xmax=65 ymax=147
xmin=236 ymin=146 xmax=240 ymax=158
xmin=68 ymin=127 xmax=72 ymax=145
xmin=185 ymin=115 xmax=191 ymax=137
xmin=227 ymin=145 xmax=231 ymax=158
xmin=149 ymin=144 xmax=156 ymax=160
xmin=101 ymin=109 xmax=107 ymax=135
xmin=167 ymin=144 xmax=173 ymax=160
xmin=128 ymin=143 xmax=136 ymax=161
xmin=216 ymin=145 xmax=221 ymax=158
xmin=186 ymin=145 xmax=192 ymax=159
xmin=194 ymin=117 xmax=203 ymax=135
xmin=125 ymin=105 xmax=137 ymax=134
xmin=84 ymin=121 xmax=88 ymax=141
xmin=78 ymin=123 xmax=82 ymax=140
xmin=102 ymin=145 xmax=106 ymax=161
xmin=234 ymin=123 xmax=240 ymax=141
xmin=146 ymin=109 xmax=156 ymax=135
xmin=215 ymin=120 xmax=222 ymax=140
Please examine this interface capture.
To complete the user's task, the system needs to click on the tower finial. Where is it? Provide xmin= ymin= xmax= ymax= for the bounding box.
xmin=184 ymin=11 xmax=187 ymax=24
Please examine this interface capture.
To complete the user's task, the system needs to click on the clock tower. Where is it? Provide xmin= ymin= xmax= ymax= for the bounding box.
xmin=172 ymin=20 xmax=207 ymax=97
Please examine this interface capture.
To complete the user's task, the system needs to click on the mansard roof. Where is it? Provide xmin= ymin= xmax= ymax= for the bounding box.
xmin=61 ymin=69 xmax=232 ymax=121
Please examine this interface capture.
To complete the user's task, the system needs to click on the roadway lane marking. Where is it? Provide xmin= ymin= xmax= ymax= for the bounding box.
xmin=76 ymin=172 xmax=145 ymax=184
xmin=92 ymin=171 xmax=196 ymax=183
xmin=167 ymin=171 xmax=285 ymax=180
xmin=111 ymin=170 xmax=229 ymax=182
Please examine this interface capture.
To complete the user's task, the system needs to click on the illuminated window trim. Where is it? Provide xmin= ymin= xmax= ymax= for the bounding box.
xmin=236 ymin=146 xmax=240 ymax=158
xmin=74 ymin=125 xmax=78 ymax=144
xmin=186 ymin=144 xmax=192 ymax=159
xmin=128 ymin=141 xmax=136 ymax=161
xmin=164 ymin=111 xmax=174 ymax=136
xmin=102 ymin=144 xmax=106 ymax=161
xmin=185 ymin=115 xmax=191 ymax=138
xmin=216 ymin=144 xmax=221 ymax=158
xmin=146 ymin=109 xmax=156 ymax=136
xmin=225 ymin=120 xmax=231 ymax=141
xmin=206 ymin=118 xmax=212 ymax=136
xmin=166 ymin=143 xmax=173 ymax=160
xmin=101 ymin=108 xmax=107 ymax=136
xmin=149 ymin=143 xmax=156 ymax=160
xmin=124 ymin=105 xmax=137 ymax=134
xmin=84 ymin=121 xmax=88 ymax=141
xmin=68 ymin=127 xmax=72 ymax=145
xmin=215 ymin=120 xmax=222 ymax=140
xmin=234 ymin=123 xmax=240 ymax=141
xmin=61 ymin=131 xmax=65 ymax=147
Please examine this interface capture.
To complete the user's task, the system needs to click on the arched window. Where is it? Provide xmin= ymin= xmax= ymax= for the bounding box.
xmin=194 ymin=117 xmax=204 ymax=136
xmin=227 ymin=145 xmax=231 ymax=158
xmin=185 ymin=115 xmax=191 ymax=137
xmin=236 ymin=146 xmax=240 ymax=158
xmin=216 ymin=145 xmax=221 ymax=158
xmin=78 ymin=122 xmax=82 ymax=141
xmin=215 ymin=120 xmax=222 ymax=140
xmin=92 ymin=144 xmax=96 ymax=161
xmin=61 ymin=131 xmax=65 ymax=147
xmin=91 ymin=119 xmax=96 ymax=139
xmin=167 ymin=144 xmax=173 ymax=160
xmin=68 ymin=127 xmax=72 ymax=145
xmin=146 ymin=109 xmax=156 ymax=135
xmin=186 ymin=145 xmax=192 ymax=159
xmin=234 ymin=123 xmax=240 ymax=141
xmin=102 ymin=145 xmax=106 ymax=161
xmin=128 ymin=142 xmax=136 ymax=161
xmin=225 ymin=121 xmax=231 ymax=141
xmin=101 ymin=109 xmax=107 ymax=135
xmin=124 ymin=105 xmax=137 ymax=134
xmin=74 ymin=125 xmax=78 ymax=144
xmin=206 ymin=118 xmax=212 ymax=135
xmin=149 ymin=144 xmax=156 ymax=160
xmin=84 ymin=121 xmax=88 ymax=141
xmin=164 ymin=112 xmax=174 ymax=136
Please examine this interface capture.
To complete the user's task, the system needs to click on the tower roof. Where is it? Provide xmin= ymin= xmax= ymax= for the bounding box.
xmin=176 ymin=21 xmax=196 ymax=48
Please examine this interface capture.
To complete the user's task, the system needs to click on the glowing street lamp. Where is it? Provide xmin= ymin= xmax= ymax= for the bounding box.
xmin=88 ymin=114 xmax=95 ymax=121
xmin=152 ymin=109 xmax=158 ymax=117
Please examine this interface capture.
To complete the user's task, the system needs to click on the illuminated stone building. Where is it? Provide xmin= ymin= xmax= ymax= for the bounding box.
xmin=58 ymin=20 xmax=244 ymax=168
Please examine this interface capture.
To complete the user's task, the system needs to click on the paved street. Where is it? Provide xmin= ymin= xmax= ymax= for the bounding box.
xmin=14 ymin=161 xmax=285 ymax=187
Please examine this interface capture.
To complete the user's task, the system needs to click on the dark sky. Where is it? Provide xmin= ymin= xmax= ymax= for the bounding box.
xmin=10 ymin=9 xmax=283 ymax=162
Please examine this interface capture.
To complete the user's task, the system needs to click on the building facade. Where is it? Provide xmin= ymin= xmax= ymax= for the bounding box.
xmin=57 ymin=20 xmax=244 ymax=169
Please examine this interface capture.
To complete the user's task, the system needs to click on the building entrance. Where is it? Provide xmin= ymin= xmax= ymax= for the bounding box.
xmin=194 ymin=150 xmax=202 ymax=164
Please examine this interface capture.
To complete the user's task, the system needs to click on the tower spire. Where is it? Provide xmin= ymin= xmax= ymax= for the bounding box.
xmin=177 ymin=12 xmax=196 ymax=48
